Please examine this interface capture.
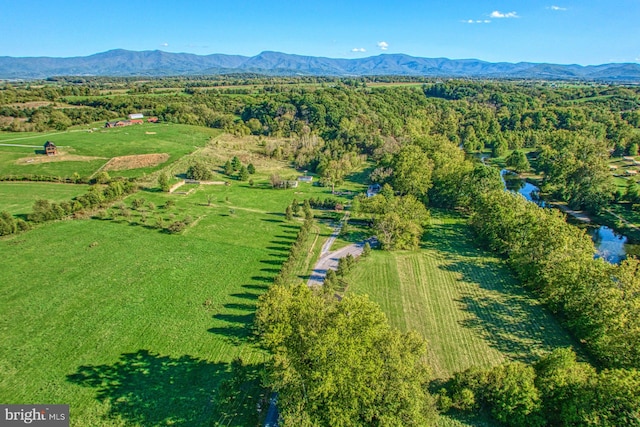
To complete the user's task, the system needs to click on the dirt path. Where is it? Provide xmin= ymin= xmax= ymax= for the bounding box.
xmin=549 ymin=202 xmax=592 ymax=223
xmin=606 ymin=209 xmax=640 ymax=231
xmin=0 ymin=143 xmax=42 ymax=148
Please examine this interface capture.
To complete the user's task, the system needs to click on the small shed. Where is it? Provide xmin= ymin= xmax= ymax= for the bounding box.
xmin=128 ymin=113 xmax=144 ymax=120
xmin=44 ymin=141 xmax=57 ymax=156
xmin=297 ymin=176 xmax=313 ymax=183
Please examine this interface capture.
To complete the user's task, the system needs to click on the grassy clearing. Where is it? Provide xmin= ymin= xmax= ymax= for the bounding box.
xmin=0 ymin=124 xmax=219 ymax=179
xmin=0 ymin=174 xmax=345 ymax=426
xmin=0 ymin=182 xmax=89 ymax=215
xmin=346 ymin=212 xmax=580 ymax=426
xmin=346 ymin=212 xmax=580 ymax=379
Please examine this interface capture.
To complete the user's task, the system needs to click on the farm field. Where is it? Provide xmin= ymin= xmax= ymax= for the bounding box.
xmin=0 ymin=124 xmax=219 ymax=179
xmin=346 ymin=212 xmax=580 ymax=379
xmin=0 ymin=178 xmax=339 ymax=426
xmin=0 ymin=182 xmax=89 ymax=215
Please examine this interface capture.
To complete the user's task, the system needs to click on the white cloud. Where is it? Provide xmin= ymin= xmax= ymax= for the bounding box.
xmin=550 ymin=5 xmax=567 ymax=11
xmin=490 ymin=10 xmax=519 ymax=18
xmin=351 ymin=47 xmax=366 ymax=52
xmin=377 ymin=41 xmax=389 ymax=50
xmin=161 ymin=42 xmax=169 ymax=47
xmin=462 ymin=19 xmax=491 ymax=24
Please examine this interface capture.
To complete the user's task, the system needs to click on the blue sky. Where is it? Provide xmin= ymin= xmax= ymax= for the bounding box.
xmin=1 ymin=0 xmax=638 ymax=65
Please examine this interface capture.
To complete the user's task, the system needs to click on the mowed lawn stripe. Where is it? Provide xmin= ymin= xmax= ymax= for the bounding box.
xmin=347 ymin=212 xmax=579 ymax=379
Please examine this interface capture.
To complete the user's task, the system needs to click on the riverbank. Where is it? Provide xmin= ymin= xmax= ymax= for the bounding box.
xmin=502 ymin=169 xmax=638 ymax=263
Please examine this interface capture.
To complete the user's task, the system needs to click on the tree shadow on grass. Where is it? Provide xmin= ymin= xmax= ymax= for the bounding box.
xmin=67 ymin=350 xmax=228 ymax=426
xmin=420 ymin=220 xmax=484 ymax=259
xmin=423 ymin=214 xmax=581 ymax=362
xmin=260 ymin=259 xmax=284 ymax=266
xmin=457 ymin=290 xmax=573 ymax=362
xmin=224 ymin=302 xmax=257 ymax=311
xmin=245 ymin=282 xmax=270 ymax=290
xmin=207 ymin=285 xmax=264 ymax=345
xmin=279 ymin=224 xmax=300 ymax=230
xmin=228 ymin=292 xmax=261 ymax=300
xmin=261 ymin=218 xmax=283 ymax=223
xmin=275 ymin=232 xmax=297 ymax=240
xmin=214 ymin=312 xmax=255 ymax=325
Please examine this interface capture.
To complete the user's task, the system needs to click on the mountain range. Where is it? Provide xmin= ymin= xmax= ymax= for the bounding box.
xmin=1 ymin=49 xmax=640 ymax=82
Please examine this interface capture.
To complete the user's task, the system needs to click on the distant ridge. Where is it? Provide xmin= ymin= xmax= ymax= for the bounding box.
xmin=1 ymin=49 xmax=639 ymax=82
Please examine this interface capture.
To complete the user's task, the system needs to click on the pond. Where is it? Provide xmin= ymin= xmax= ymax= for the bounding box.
xmin=500 ymin=169 xmax=636 ymax=264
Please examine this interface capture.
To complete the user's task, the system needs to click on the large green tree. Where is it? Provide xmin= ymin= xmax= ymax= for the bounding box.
xmin=391 ymin=144 xmax=433 ymax=199
xmin=255 ymin=284 xmax=437 ymax=426
xmin=538 ymin=132 xmax=614 ymax=212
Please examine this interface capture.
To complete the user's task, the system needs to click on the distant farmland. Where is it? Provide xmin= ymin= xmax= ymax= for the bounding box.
xmin=0 ymin=124 xmax=218 ymax=180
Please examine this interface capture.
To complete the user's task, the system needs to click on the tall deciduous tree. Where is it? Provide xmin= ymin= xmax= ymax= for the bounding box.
xmin=391 ymin=144 xmax=433 ymax=199
xmin=255 ymin=284 xmax=437 ymax=426
xmin=538 ymin=132 xmax=614 ymax=212
xmin=505 ymin=150 xmax=530 ymax=173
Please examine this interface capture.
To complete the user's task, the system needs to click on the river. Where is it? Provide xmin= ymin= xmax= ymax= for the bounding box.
xmin=501 ymin=170 xmax=638 ymax=264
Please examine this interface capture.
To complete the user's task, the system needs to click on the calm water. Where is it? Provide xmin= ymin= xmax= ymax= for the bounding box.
xmin=501 ymin=170 xmax=634 ymax=264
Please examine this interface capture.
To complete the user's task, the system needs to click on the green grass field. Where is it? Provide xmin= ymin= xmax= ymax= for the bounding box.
xmin=0 ymin=176 xmax=342 ymax=426
xmin=346 ymin=212 xmax=580 ymax=379
xmin=345 ymin=212 xmax=581 ymax=426
xmin=0 ymin=182 xmax=89 ymax=215
xmin=0 ymin=124 xmax=219 ymax=179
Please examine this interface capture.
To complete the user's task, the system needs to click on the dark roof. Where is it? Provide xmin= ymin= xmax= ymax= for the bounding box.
xmin=44 ymin=141 xmax=56 ymax=147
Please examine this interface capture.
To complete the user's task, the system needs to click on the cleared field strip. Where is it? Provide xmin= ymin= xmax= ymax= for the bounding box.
xmin=348 ymin=213 xmax=578 ymax=379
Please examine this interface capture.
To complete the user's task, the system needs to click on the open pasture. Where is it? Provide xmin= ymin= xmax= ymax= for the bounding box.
xmin=0 ymin=171 xmax=348 ymax=426
xmin=0 ymin=124 xmax=219 ymax=179
xmin=0 ymin=182 xmax=89 ymax=215
xmin=346 ymin=212 xmax=580 ymax=379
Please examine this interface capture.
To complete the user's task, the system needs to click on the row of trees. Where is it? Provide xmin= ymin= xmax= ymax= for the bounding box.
xmin=28 ymin=180 xmax=137 ymax=224
xmin=1 ymin=105 xmax=116 ymax=132
xmin=273 ymin=203 xmax=313 ymax=286
xmin=470 ymin=189 xmax=640 ymax=369
xmin=445 ymin=348 xmax=640 ymax=427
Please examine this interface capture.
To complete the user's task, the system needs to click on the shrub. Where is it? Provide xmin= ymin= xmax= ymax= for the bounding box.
xmin=166 ymin=221 xmax=187 ymax=234
xmin=186 ymin=163 xmax=213 ymax=181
